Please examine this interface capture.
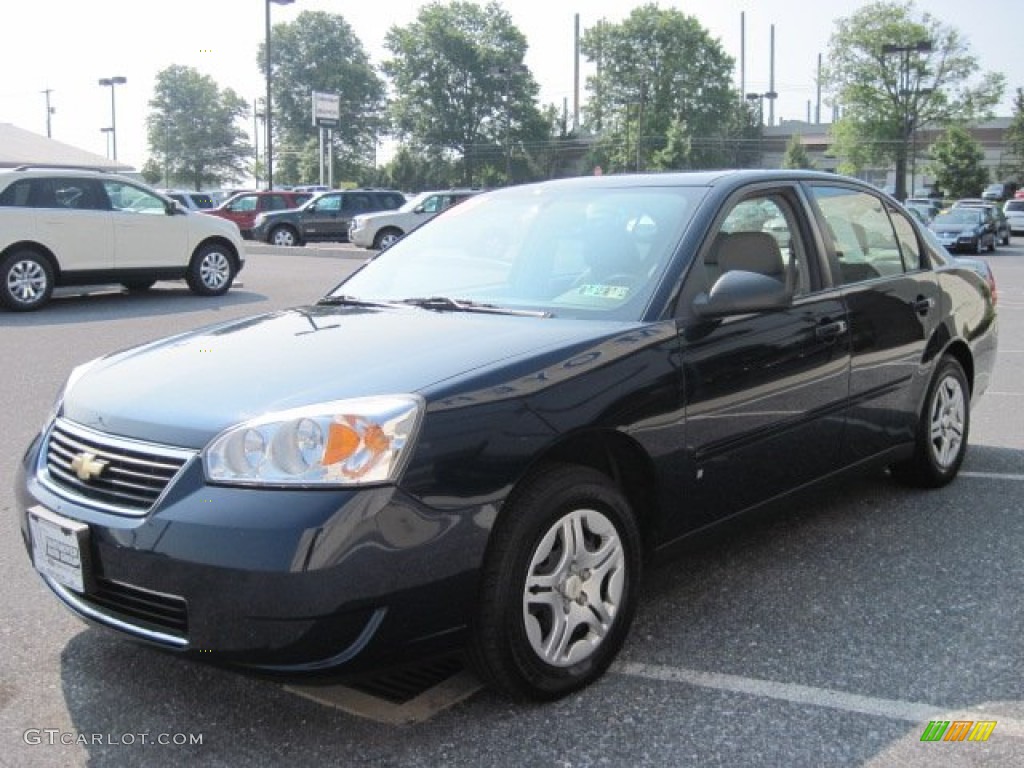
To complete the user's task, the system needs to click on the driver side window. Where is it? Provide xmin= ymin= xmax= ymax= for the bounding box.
xmin=701 ymin=194 xmax=811 ymax=298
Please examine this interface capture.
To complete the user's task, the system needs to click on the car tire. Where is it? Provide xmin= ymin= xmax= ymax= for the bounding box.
xmin=891 ymin=356 xmax=969 ymax=488
xmin=1 ymin=249 xmax=54 ymax=311
xmin=186 ymin=243 xmax=236 ymax=297
xmin=122 ymin=279 xmax=156 ymax=293
xmin=373 ymin=228 xmax=404 ymax=250
xmin=988 ymin=235 xmax=996 ymax=252
xmin=469 ymin=463 xmax=642 ymax=701
xmin=1003 ymin=231 xmax=1011 ymax=246
xmin=270 ymin=226 xmax=300 ymax=247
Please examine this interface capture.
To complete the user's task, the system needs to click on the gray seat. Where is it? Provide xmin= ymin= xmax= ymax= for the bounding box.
xmin=716 ymin=231 xmax=785 ymax=280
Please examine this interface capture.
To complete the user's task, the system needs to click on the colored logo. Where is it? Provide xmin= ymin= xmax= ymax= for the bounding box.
xmin=920 ymin=720 xmax=997 ymax=742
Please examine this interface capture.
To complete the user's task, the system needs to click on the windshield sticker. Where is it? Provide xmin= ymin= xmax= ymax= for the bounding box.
xmin=576 ymin=284 xmax=630 ymax=299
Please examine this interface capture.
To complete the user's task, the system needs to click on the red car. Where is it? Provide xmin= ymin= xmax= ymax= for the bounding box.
xmin=204 ymin=191 xmax=313 ymax=238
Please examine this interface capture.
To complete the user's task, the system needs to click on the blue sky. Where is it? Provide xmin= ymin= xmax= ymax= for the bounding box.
xmin=1 ymin=0 xmax=1019 ymax=169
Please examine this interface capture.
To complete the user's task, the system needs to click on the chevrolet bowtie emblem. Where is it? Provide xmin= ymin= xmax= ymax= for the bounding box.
xmin=70 ymin=451 xmax=108 ymax=481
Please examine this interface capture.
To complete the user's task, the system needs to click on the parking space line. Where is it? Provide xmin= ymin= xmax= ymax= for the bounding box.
xmin=960 ymin=471 xmax=1024 ymax=481
xmin=613 ymin=661 xmax=1024 ymax=736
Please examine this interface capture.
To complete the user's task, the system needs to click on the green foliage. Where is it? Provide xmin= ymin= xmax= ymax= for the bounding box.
xmin=580 ymin=4 xmax=745 ymax=172
xmin=383 ymin=1 xmax=547 ymax=185
xmin=928 ymin=125 xmax=988 ymax=198
xmin=145 ymin=65 xmax=252 ymax=189
xmin=821 ymin=1 xmax=1004 ymax=198
xmin=782 ymin=134 xmax=815 ymax=169
xmin=261 ymin=11 xmax=386 ymax=186
xmin=1002 ymin=88 xmax=1024 ymax=183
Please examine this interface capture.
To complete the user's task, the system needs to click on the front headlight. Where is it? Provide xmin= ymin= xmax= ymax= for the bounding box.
xmin=204 ymin=395 xmax=423 ymax=487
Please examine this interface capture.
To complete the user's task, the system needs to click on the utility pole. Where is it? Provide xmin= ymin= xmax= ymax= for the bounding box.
xmin=41 ymin=89 xmax=54 ymax=138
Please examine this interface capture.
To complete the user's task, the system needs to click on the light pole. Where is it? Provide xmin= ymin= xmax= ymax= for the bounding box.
xmin=98 ymin=76 xmax=127 ymax=162
xmin=881 ymin=40 xmax=933 ymax=200
xmin=100 ymin=127 xmax=114 ymax=159
xmin=490 ymin=63 xmax=527 ymax=184
xmin=746 ymin=91 xmax=777 ymax=166
xmin=265 ymin=0 xmax=295 ymax=191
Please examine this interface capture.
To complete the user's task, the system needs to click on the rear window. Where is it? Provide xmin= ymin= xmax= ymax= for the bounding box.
xmin=1004 ymin=200 xmax=1024 ymax=212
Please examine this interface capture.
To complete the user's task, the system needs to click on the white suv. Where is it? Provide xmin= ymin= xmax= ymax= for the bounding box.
xmin=0 ymin=168 xmax=245 ymax=311
xmin=348 ymin=189 xmax=480 ymax=250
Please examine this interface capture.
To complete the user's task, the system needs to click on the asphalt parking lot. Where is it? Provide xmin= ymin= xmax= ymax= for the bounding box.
xmin=1 ymin=241 xmax=1021 ymax=767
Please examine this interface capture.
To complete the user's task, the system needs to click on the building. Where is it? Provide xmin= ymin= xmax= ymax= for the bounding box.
xmin=0 ymin=123 xmax=134 ymax=173
xmin=764 ymin=117 xmax=1016 ymax=196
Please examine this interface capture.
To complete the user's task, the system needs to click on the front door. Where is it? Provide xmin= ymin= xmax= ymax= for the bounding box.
xmin=668 ymin=186 xmax=851 ymax=539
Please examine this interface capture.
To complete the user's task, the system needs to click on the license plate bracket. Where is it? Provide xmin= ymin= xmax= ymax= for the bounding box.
xmin=28 ymin=505 xmax=93 ymax=594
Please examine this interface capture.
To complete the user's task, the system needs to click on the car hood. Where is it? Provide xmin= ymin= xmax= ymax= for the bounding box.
xmin=61 ymin=305 xmax=629 ymax=448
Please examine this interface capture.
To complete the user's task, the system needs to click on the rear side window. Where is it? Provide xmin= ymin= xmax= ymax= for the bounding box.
xmin=0 ymin=179 xmax=32 ymax=206
xmin=810 ymin=186 xmax=908 ymax=283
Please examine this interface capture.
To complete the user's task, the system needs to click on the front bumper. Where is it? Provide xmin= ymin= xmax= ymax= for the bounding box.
xmin=16 ymin=427 xmax=484 ymax=671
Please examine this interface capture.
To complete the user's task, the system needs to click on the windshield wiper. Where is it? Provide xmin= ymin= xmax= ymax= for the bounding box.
xmin=317 ymin=294 xmax=407 ymax=309
xmin=400 ymin=296 xmax=550 ymax=317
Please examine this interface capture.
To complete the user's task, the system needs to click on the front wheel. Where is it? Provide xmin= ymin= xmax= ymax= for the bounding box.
xmin=373 ymin=228 xmax=403 ymax=250
xmin=892 ymin=356 xmax=969 ymax=488
xmin=270 ymin=226 xmax=300 ymax=247
xmin=186 ymin=244 xmax=236 ymax=296
xmin=469 ymin=464 xmax=641 ymax=701
xmin=1 ymin=249 xmax=54 ymax=311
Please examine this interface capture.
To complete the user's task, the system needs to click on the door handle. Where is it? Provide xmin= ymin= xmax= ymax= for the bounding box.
xmin=912 ymin=296 xmax=935 ymax=315
xmin=815 ymin=319 xmax=848 ymax=341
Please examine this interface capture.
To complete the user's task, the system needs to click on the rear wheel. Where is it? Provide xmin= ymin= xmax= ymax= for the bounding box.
xmin=469 ymin=464 xmax=641 ymax=701
xmin=892 ymin=356 xmax=969 ymax=488
xmin=1 ymin=249 xmax=54 ymax=311
xmin=186 ymin=243 xmax=236 ymax=296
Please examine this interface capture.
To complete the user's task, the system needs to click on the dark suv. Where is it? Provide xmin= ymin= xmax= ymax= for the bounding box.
xmin=250 ymin=189 xmax=405 ymax=246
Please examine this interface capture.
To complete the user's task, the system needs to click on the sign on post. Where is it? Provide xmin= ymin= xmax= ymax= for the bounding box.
xmin=312 ymin=92 xmax=340 ymax=128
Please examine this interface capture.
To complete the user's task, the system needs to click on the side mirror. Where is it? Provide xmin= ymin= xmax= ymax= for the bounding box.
xmin=693 ymin=269 xmax=791 ymax=317
xmin=168 ymin=200 xmax=187 ymax=215
xmin=413 ymin=205 xmax=426 ymax=214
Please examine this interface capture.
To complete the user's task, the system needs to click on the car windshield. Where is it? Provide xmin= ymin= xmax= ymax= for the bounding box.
xmin=934 ymin=210 xmax=981 ymax=227
xmin=330 ymin=184 xmax=703 ymax=321
xmin=396 ymin=192 xmax=431 ymax=213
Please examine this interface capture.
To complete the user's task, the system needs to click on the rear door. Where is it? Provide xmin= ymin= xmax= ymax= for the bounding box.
xmin=806 ymin=183 xmax=940 ymax=462
xmin=29 ymin=177 xmax=114 ymax=272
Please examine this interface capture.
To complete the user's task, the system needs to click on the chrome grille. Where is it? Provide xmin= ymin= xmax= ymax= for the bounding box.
xmin=42 ymin=419 xmax=196 ymax=515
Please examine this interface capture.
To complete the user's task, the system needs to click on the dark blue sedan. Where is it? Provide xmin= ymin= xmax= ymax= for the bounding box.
xmin=17 ymin=170 xmax=998 ymax=701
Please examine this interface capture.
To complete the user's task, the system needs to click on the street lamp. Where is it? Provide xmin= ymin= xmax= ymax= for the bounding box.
xmin=490 ymin=63 xmax=527 ymax=184
xmin=881 ymin=40 xmax=933 ymax=200
xmin=98 ymin=76 xmax=127 ymax=162
xmin=746 ymin=91 xmax=777 ymax=167
xmin=100 ymin=126 xmax=114 ymax=159
xmin=265 ymin=0 xmax=295 ymax=191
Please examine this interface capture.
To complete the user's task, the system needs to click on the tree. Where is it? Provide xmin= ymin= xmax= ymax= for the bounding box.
xmin=1002 ymin=88 xmax=1024 ymax=184
xmin=580 ymin=5 xmax=745 ymax=172
xmin=782 ymin=134 xmax=815 ymax=169
xmin=146 ymin=65 xmax=252 ymax=190
xmin=928 ymin=126 xmax=988 ymax=198
xmin=383 ymin=1 xmax=546 ymax=185
xmin=261 ymin=11 xmax=386 ymax=186
xmin=821 ymin=1 xmax=1004 ymax=199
